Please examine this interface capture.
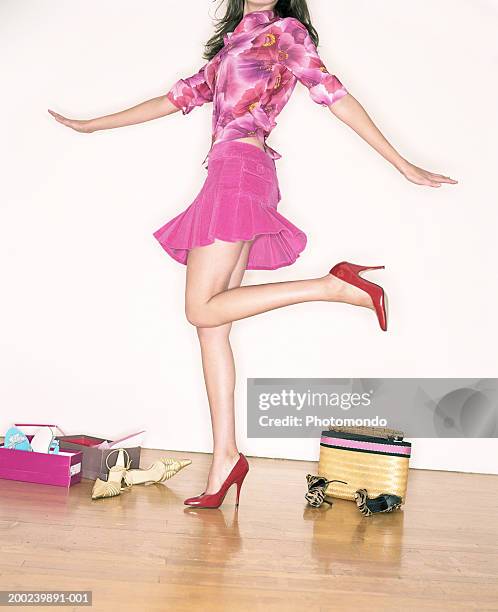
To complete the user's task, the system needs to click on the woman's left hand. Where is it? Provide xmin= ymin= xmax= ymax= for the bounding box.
xmin=399 ymin=161 xmax=458 ymax=187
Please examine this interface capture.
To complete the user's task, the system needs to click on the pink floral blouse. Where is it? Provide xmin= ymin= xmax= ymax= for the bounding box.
xmin=166 ymin=9 xmax=348 ymax=167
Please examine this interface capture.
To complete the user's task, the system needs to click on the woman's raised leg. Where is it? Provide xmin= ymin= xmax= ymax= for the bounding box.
xmin=185 ymin=238 xmax=377 ymax=495
xmin=185 ymin=242 xmax=375 ymax=328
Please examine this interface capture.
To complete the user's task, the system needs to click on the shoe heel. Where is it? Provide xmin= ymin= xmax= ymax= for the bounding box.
xmin=235 ymin=474 xmax=247 ymax=508
xmin=348 ymin=263 xmax=385 ymax=275
xmin=329 ymin=261 xmax=385 ymax=277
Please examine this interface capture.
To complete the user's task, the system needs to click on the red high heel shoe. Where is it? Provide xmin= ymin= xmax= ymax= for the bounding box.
xmin=329 ymin=261 xmax=388 ymax=331
xmin=184 ymin=454 xmax=249 ymax=509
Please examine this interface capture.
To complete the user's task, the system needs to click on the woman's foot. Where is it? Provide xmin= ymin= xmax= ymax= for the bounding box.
xmin=184 ymin=454 xmax=249 ymax=508
xmin=204 ymin=451 xmax=240 ymax=494
xmin=327 ymin=261 xmax=388 ymax=331
xmin=319 ymin=272 xmax=375 ymax=309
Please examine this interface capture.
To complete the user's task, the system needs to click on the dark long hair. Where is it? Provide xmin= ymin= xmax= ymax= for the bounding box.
xmin=203 ymin=0 xmax=319 ymax=61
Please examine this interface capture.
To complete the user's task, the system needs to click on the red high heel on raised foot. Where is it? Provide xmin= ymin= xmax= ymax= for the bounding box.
xmin=329 ymin=261 xmax=388 ymax=331
xmin=184 ymin=454 xmax=249 ymax=509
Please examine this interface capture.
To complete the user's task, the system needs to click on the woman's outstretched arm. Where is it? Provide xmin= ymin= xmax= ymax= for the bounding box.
xmin=48 ymin=95 xmax=179 ymax=133
xmin=328 ymin=93 xmax=458 ymax=187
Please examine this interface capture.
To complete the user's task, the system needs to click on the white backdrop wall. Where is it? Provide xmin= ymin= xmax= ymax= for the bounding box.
xmin=1 ymin=1 xmax=497 ymax=473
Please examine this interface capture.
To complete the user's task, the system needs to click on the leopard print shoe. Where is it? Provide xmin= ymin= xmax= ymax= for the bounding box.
xmin=305 ymin=474 xmax=348 ymax=508
xmin=354 ymin=488 xmax=403 ymax=517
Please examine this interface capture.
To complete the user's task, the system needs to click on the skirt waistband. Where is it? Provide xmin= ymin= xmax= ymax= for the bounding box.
xmin=209 ymin=140 xmax=275 ymax=169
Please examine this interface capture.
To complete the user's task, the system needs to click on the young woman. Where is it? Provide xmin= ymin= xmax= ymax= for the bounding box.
xmin=49 ymin=0 xmax=457 ymax=509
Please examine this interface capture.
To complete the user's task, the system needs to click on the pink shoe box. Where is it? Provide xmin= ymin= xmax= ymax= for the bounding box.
xmin=0 ymin=437 xmax=82 ymax=488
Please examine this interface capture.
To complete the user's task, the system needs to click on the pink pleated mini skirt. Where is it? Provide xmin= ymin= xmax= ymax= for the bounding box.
xmin=152 ymin=140 xmax=307 ymax=270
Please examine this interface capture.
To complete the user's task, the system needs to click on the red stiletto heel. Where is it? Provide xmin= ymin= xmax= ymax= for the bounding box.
xmin=329 ymin=261 xmax=388 ymax=331
xmin=235 ymin=472 xmax=248 ymax=508
xmin=184 ymin=454 xmax=249 ymax=509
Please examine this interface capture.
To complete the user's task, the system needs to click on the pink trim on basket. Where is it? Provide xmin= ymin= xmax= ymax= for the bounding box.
xmin=320 ymin=435 xmax=411 ymax=456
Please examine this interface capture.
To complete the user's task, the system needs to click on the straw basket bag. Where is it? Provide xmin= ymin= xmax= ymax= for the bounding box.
xmin=317 ymin=426 xmax=411 ymax=502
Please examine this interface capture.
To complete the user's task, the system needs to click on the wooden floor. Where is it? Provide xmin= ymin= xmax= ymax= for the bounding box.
xmin=0 ymin=449 xmax=497 ymax=612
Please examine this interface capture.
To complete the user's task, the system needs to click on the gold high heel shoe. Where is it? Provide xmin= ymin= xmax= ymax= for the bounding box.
xmin=91 ymin=448 xmax=132 ymax=500
xmin=123 ymin=457 xmax=191 ymax=486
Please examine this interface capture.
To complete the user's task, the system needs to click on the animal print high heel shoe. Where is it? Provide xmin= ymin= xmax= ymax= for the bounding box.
xmin=329 ymin=261 xmax=388 ymax=331
xmin=354 ymin=489 xmax=403 ymax=516
xmin=305 ymin=474 xmax=348 ymax=508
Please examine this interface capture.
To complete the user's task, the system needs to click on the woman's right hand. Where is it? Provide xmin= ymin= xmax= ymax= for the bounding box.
xmin=48 ymin=109 xmax=96 ymax=133
xmin=48 ymin=96 xmax=178 ymax=133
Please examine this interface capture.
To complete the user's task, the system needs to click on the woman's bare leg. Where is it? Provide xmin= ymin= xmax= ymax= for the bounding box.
xmin=185 ymin=242 xmax=375 ymax=328
xmin=186 ymin=238 xmax=376 ymax=493
xmin=189 ymin=239 xmax=253 ymax=494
